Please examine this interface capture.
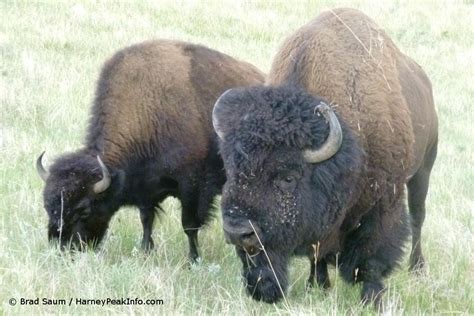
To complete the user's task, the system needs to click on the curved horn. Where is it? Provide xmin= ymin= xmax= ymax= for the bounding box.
xmin=93 ymin=156 xmax=111 ymax=194
xmin=303 ymin=102 xmax=343 ymax=163
xmin=36 ymin=151 xmax=49 ymax=182
xmin=212 ymin=89 xmax=233 ymax=140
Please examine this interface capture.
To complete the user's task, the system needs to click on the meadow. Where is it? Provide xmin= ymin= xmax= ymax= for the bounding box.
xmin=1 ymin=0 xmax=473 ymax=314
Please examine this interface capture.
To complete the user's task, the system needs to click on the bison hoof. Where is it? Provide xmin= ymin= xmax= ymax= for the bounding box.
xmin=318 ymin=278 xmax=331 ymax=290
xmin=141 ymin=238 xmax=154 ymax=252
xmin=188 ymin=250 xmax=200 ymax=264
xmin=306 ymin=277 xmax=331 ymax=291
xmin=409 ymin=255 xmax=426 ymax=274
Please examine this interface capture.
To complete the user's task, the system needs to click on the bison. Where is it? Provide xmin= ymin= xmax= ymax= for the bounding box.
xmin=36 ymin=39 xmax=264 ymax=261
xmin=212 ymin=8 xmax=437 ymax=305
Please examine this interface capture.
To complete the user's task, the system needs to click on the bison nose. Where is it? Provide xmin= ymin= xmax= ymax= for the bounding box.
xmin=223 ymin=220 xmax=262 ymax=255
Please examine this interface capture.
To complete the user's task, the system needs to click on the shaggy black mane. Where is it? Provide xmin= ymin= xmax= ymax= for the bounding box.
xmin=222 ymin=85 xmax=365 ymax=194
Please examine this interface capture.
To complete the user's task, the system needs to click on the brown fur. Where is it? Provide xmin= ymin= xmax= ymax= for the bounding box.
xmin=88 ymin=39 xmax=264 ymax=168
xmin=268 ymin=8 xmax=437 ymax=224
xmin=41 ymin=39 xmax=264 ymax=258
xmin=215 ymin=8 xmax=437 ymax=305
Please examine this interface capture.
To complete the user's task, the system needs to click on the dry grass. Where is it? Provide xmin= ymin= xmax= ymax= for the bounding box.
xmin=1 ymin=0 xmax=473 ymax=314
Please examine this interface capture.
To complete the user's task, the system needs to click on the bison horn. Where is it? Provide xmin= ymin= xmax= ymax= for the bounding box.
xmin=93 ymin=156 xmax=111 ymax=194
xmin=303 ymin=102 xmax=343 ymax=163
xmin=212 ymin=89 xmax=233 ymax=140
xmin=36 ymin=151 xmax=50 ymax=182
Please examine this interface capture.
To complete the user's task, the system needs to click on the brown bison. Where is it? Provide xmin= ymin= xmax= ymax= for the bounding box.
xmin=212 ymin=8 xmax=437 ymax=305
xmin=36 ymin=40 xmax=264 ymax=261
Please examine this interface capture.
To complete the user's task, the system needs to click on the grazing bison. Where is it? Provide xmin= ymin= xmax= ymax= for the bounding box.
xmin=36 ymin=40 xmax=264 ymax=260
xmin=212 ymin=8 xmax=437 ymax=305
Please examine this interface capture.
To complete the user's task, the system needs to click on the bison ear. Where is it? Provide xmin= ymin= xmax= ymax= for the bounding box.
xmin=212 ymin=89 xmax=234 ymax=140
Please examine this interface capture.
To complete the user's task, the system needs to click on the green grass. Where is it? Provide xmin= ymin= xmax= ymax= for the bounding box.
xmin=1 ymin=0 xmax=473 ymax=314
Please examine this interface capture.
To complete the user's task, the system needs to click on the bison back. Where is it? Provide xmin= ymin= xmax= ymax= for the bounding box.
xmin=87 ymin=40 xmax=264 ymax=169
xmin=267 ymin=8 xmax=428 ymax=206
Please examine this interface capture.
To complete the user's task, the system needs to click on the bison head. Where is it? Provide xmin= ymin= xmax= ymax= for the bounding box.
xmin=36 ymin=151 xmax=125 ymax=250
xmin=213 ymin=86 xmax=364 ymax=303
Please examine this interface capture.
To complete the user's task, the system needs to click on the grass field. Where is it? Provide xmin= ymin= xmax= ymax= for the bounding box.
xmin=1 ymin=0 xmax=473 ymax=314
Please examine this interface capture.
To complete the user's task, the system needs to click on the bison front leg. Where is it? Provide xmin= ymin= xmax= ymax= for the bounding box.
xmin=180 ymin=190 xmax=202 ymax=263
xmin=316 ymin=260 xmax=331 ymax=289
xmin=180 ymin=173 xmax=220 ymax=263
xmin=139 ymin=206 xmax=156 ymax=251
xmin=340 ymin=197 xmax=409 ymax=308
xmin=181 ymin=211 xmax=200 ymax=263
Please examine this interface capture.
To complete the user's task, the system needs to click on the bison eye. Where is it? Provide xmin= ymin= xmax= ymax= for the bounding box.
xmin=275 ymin=174 xmax=298 ymax=192
xmin=78 ymin=207 xmax=91 ymax=219
xmin=74 ymin=199 xmax=92 ymax=220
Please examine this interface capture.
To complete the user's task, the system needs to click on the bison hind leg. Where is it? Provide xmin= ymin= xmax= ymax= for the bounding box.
xmin=407 ymin=141 xmax=437 ymax=272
